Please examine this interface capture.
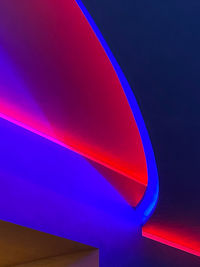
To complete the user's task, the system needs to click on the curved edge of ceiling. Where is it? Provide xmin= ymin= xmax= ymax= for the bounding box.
xmin=75 ymin=0 xmax=159 ymax=225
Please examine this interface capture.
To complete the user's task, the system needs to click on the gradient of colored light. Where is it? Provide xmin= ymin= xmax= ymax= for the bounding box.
xmin=0 ymin=0 xmax=199 ymax=260
xmin=0 ymin=0 xmax=148 ymax=206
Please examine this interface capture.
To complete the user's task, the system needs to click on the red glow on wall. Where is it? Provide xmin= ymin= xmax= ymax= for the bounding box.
xmin=142 ymin=224 xmax=200 ymax=257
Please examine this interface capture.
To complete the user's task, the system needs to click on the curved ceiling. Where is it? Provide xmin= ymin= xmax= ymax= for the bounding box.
xmin=0 ymin=0 xmax=158 ymax=210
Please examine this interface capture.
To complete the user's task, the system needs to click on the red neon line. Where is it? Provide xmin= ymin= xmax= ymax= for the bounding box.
xmin=0 ymin=111 xmax=146 ymax=187
xmin=142 ymin=229 xmax=200 ymax=257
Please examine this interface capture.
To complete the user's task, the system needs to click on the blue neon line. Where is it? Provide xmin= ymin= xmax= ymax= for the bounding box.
xmin=76 ymin=0 xmax=159 ymax=224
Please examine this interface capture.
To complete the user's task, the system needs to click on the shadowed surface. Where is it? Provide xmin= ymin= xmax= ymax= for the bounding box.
xmin=0 ymin=220 xmax=97 ymax=267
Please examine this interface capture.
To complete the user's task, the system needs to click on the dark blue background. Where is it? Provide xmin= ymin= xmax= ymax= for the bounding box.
xmin=82 ymin=0 xmax=200 ymax=265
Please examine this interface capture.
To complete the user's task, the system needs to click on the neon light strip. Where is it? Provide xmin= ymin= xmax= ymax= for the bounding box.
xmin=142 ymin=229 xmax=200 ymax=257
